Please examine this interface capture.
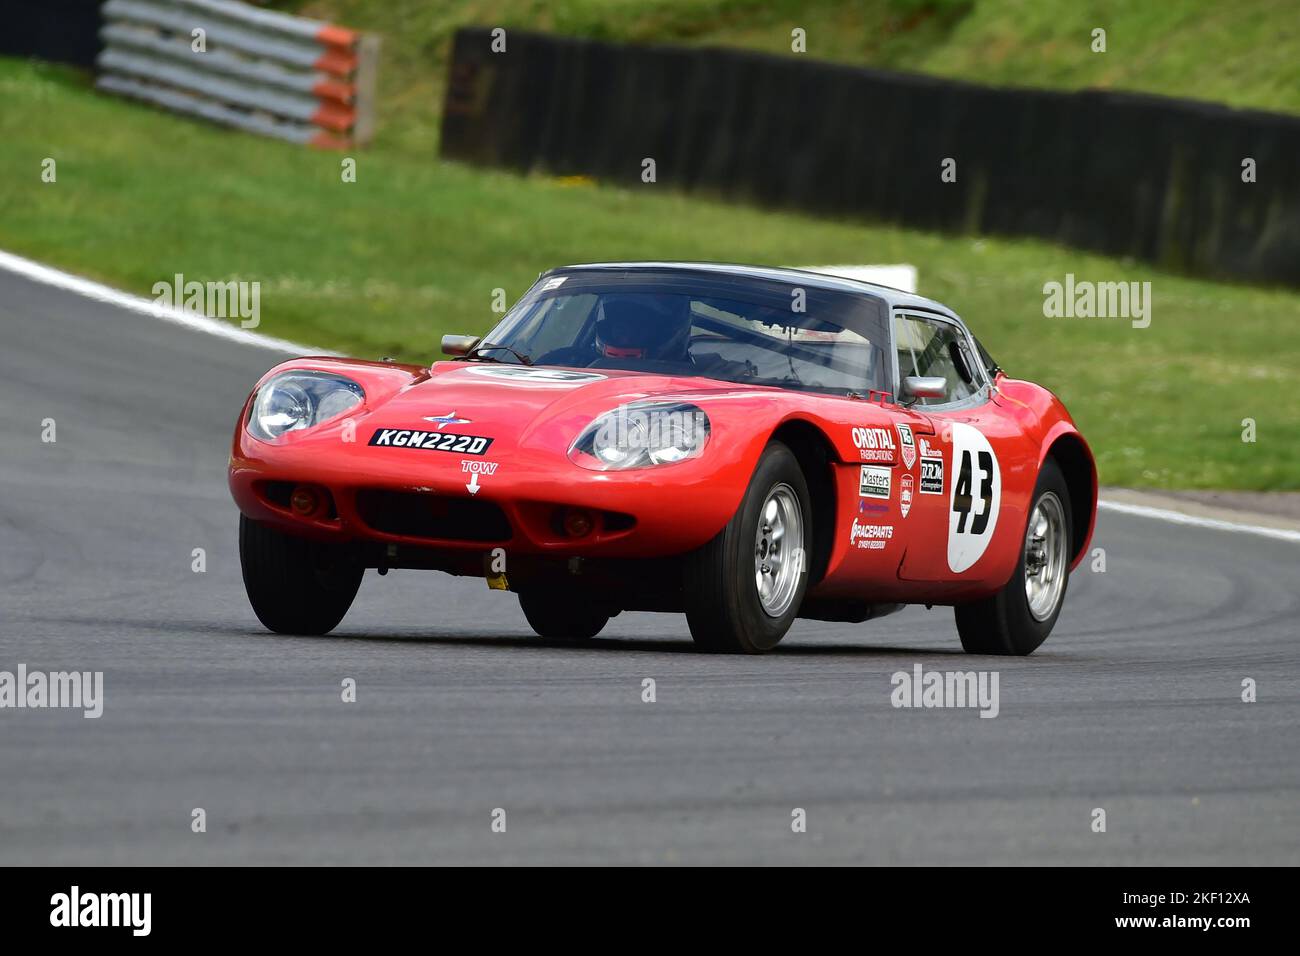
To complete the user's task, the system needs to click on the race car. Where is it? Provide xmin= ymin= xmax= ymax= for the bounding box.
xmin=229 ymin=262 xmax=1096 ymax=654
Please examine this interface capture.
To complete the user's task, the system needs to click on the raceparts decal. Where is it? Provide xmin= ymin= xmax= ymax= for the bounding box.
xmin=859 ymin=465 xmax=891 ymax=499
xmin=899 ymin=473 xmax=914 ymax=518
xmin=850 ymin=519 xmax=893 ymax=550
xmin=369 ymin=428 xmax=494 ymax=455
xmin=460 ymin=366 xmax=605 ymax=386
xmin=896 ymin=423 xmax=916 ymax=469
xmin=920 ymin=457 xmax=944 ymax=495
xmin=851 ymin=426 xmax=896 ymax=462
xmin=947 ymin=422 xmax=1001 ymax=573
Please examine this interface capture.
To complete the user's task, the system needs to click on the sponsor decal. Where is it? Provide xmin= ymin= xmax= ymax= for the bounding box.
xmin=422 ymin=410 xmax=471 ymax=429
xmin=920 ymin=457 xmax=944 ymax=495
xmin=460 ymin=458 xmax=497 ymax=495
xmin=859 ymin=465 xmax=891 ymax=499
xmin=858 ymin=500 xmax=889 ymax=514
xmin=461 ymin=366 xmax=605 ymax=386
xmin=540 ymin=275 xmax=568 ymax=291
xmin=919 ymin=436 xmax=940 ymax=457
xmin=369 ymin=428 xmax=493 ymax=455
xmin=850 ymin=519 xmax=893 ymax=550
xmin=947 ymin=423 xmax=1002 ymax=573
xmin=899 ymin=473 xmax=914 ymax=518
xmin=851 ymin=425 xmax=896 ymax=462
xmin=896 ymin=423 xmax=916 ymax=469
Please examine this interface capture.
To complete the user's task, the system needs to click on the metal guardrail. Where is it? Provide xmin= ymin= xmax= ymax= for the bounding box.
xmin=96 ymin=0 xmax=379 ymax=148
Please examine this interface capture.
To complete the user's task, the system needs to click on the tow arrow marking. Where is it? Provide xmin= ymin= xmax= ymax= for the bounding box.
xmin=466 ymin=472 xmax=481 ymax=495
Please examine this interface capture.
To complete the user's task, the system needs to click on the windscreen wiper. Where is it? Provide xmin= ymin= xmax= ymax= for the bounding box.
xmin=467 ymin=342 xmax=534 ymax=365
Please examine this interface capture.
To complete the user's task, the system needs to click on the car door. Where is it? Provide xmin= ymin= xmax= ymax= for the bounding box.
xmin=888 ymin=309 xmax=1014 ymax=590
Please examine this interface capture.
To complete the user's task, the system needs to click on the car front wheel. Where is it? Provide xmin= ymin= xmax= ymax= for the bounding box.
xmin=684 ymin=441 xmax=812 ymax=653
xmin=239 ymin=515 xmax=364 ymax=635
xmin=954 ymin=457 xmax=1072 ymax=655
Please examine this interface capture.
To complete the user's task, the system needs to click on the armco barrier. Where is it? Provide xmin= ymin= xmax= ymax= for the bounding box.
xmin=441 ymin=28 xmax=1300 ymax=288
xmin=96 ymin=0 xmax=379 ymax=148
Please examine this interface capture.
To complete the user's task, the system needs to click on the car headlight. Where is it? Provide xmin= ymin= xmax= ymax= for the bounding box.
xmin=569 ymin=402 xmax=711 ymax=470
xmin=247 ymin=371 xmax=364 ymax=441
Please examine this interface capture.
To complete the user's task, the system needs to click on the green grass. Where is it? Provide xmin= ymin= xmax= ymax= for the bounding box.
xmin=273 ymin=0 xmax=1300 ymax=155
xmin=2 ymin=57 xmax=1296 ymax=489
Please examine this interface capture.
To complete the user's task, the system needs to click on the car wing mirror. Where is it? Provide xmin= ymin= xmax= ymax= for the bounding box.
xmin=441 ymin=334 xmax=480 ymax=357
xmin=902 ymin=375 xmax=947 ymax=400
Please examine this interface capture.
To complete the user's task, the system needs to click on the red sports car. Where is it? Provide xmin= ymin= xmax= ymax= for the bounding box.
xmin=229 ymin=263 xmax=1096 ymax=654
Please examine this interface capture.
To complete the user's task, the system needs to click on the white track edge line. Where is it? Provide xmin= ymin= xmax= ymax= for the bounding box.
xmin=0 ymin=247 xmax=333 ymax=356
xmin=1097 ymin=499 xmax=1300 ymax=543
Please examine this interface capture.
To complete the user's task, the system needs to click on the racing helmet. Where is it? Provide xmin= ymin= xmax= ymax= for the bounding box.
xmin=593 ymin=295 xmax=691 ymax=361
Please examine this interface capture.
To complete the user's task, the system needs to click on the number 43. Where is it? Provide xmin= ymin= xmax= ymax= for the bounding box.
xmin=953 ymin=449 xmax=993 ymax=534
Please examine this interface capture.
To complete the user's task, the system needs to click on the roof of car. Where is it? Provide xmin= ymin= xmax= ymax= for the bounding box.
xmin=550 ymin=261 xmax=960 ymax=320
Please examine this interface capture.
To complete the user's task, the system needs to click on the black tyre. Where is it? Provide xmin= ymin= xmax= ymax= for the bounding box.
xmin=518 ymin=587 xmax=610 ymax=641
xmin=239 ymin=515 xmax=363 ymax=635
xmin=684 ymin=441 xmax=812 ymax=653
xmin=955 ymin=457 xmax=1072 ymax=655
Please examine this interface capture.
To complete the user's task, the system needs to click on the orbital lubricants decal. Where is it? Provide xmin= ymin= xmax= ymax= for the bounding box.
xmin=947 ymin=422 xmax=1001 ymax=572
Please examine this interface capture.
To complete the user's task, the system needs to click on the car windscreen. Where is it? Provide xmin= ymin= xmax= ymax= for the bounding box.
xmin=470 ymin=270 xmax=892 ymax=397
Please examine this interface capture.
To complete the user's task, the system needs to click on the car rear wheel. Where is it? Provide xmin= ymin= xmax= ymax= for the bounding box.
xmin=684 ymin=441 xmax=812 ymax=653
xmin=518 ymin=587 xmax=610 ymax=641
xmin=239 ymin=515 xmax=363 ymax=635
xmin=954 ymin=457 xmax=1072 ymax=655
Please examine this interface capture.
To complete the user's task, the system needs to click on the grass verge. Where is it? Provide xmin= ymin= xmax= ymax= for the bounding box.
xmin=0 ymin=57 xmax=1296 ymax=489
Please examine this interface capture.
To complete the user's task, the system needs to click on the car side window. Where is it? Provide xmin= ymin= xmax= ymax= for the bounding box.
xmin=894 ymin=312 xmax=981 ymax=405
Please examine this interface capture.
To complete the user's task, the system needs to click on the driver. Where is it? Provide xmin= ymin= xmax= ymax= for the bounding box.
xmin=593 ymin=295 xmax=691 ymax=362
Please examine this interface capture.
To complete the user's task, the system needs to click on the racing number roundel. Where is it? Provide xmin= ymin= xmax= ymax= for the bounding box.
xmin=947 ymin=422 xmax=1001 ymax=573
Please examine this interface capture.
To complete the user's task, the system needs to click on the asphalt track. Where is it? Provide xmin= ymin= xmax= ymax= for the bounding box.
xmin=1 ymin=264 xmax=1297 ymax=865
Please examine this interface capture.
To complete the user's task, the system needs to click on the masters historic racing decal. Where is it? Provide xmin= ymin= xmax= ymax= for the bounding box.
xmin=370 ymin=428 xmax=494 ymax=455
xmin=851 ymin=426 xmax=896 ymax=462
xmin=896 ymin=423 xmax=916 ymax=469
xmin=947 ymin=422 xmax=1001 ymax=572
xmin=859 ymin=465 xmax=891 ymax=499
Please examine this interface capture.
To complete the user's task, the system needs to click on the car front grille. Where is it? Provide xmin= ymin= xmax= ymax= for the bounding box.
xmin=354 ymin=490 xmax=512 ymax=543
